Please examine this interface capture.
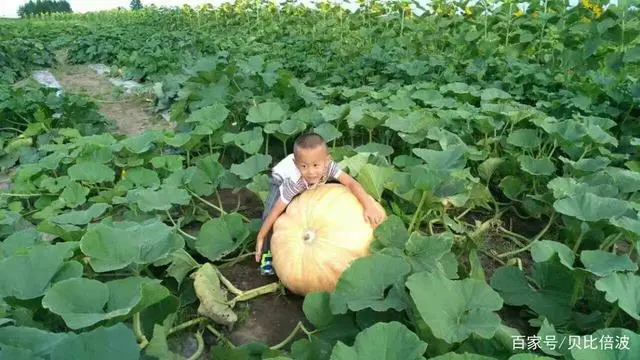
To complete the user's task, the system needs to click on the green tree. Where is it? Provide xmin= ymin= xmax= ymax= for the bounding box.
xmin=17 ymin=0 xmax=72 ymax=18
xmin=130 ymin=0 xmax=143 ymax=11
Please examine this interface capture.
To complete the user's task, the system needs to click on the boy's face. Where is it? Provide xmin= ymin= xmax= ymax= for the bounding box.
xmin=294 ymin=145 xmax=330 ymax=185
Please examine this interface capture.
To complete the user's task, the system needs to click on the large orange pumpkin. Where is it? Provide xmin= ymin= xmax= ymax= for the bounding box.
xmin=270 ymin=183 xmax=385 ymax=295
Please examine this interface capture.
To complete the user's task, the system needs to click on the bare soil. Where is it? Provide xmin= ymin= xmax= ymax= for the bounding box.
xmin=51 ymin=50 xmax=174 ymax=136
xmin=218 ymin=258 xmax=308 ymax=347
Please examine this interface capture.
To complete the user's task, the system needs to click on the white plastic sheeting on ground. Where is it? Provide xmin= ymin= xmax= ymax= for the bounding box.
xmin=89 ymin=63 xmax=143 ymax=95
xmin=88 ymin=64 xmax=110 ymax=75
xmin=31 ymin=70 xmax=63 ymax=118
xmin=32 ymin=70 xmax=63 ymax=96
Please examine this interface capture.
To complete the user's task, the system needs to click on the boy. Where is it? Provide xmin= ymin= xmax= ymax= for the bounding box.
xmin=255 ymin=132 xmax=386 ymax=275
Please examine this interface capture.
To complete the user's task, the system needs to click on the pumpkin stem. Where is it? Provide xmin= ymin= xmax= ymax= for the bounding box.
xmin=227 ymin=282 xmax=282 ymax=308
xmin=270 ymin=320 xmax=317 ymax=350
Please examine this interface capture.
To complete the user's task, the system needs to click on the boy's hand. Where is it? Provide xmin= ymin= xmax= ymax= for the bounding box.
xmin=364 ymin=205 xmax=385 ymax=227
xmin=255 ymin=235 xmax=264 ymax=262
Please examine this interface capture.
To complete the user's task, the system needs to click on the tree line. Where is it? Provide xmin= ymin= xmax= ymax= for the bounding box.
xmin=18 ymin=0 xmax=72 ymax=18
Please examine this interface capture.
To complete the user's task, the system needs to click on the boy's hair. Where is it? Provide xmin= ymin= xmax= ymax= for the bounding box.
xmin=293 ymin=133 xmax=327 ymax=154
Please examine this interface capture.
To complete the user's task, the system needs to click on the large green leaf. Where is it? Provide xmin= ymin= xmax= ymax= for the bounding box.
xmin=570 ymin=328 xmax=640 ymax=359
xmin=518 ymin=155 xmax=555 ymax=176
xmin=406 ymin=271 xmax=503 ymax=344
xmin=51 ymin=203 xmax=111 ymax=225
xmin=404 ymin=232 xmax=456 ymax=276
xmin=530 ymin=240 xmax=575 ymax=269
xmin=553 ymin=192 xmax=632 ymax=222
xmin=195 ymin=213 xmax=249 ymax=262
xmin=372 ymin=215 xmax=410 ymax=250
xmin=222 ymin=127 xmax=264 ymax=154
xmin=413 ymin=146 xmax=466 ymax=170
xmin=246 ymin=101 xmax=286 ymax=123
xmin=230 ymin=154 xmax=272 ymax=180
xmin=128 ymin=186 xmax=191 ymax=212
xmin=507 ymin=129 xmax=540 ymax=149
xmin=68 ymin=162 xmax=115 ymax=183
xmin=580 ymin=250 xmax=637 ymax=277
xmin=330 ymin=321 xmax=427 ymax=360
xmin=490 ymin=258 xmax=577 ymax=324
xmin=59 ymin=181 xmax=89 ymax=208
xmin=185 ymin=104 xmax=228 ymax=134
xmin=0 ymin=242 xmax=78 ymax=300
xmin=80 ymin=219 xmax=184 ymax=272
xmin=356 ymin=163 xmax=393 ymax=201
xmin=42 ymin=277 xmax=169 ymax=329
xmin=0 ymin=324 xmax=139 ymax=360
xmin=330 ymin=253 xmax=411 ymax=314
xmin=595 ymin=272 xmax=640 ymax=320
xmin=302 ymin=292 xmax=359 ymax=343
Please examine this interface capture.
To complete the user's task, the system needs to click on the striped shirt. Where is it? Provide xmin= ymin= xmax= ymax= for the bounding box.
xmin=272 ymin=154 xmax=343 ymax=204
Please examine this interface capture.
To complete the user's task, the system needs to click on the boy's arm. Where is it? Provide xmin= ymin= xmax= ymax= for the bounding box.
xmin=336 ymin=172 xmax=385 ymax=226
xmin=255 ymin=198 xmax=288 ymax=262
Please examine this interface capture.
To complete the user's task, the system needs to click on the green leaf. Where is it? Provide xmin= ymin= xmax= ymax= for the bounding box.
xmin=490 ymin=258 xmax=576 ymax=324
xmin=246 ymin=101 xmax=286 ymax=123
xmin=356 ymin=164 xmax=393 ymax=201
xmin=144 ymin=324 xmax=185 ymax=360
xmin=605 ymin=167 xmax=640 ymax=193
xmin=186 ymin=104 xmax=228 ymax=133
xmin=518 ymin=155 xmax=555 ymax=176
xmin=407 ymin=270 xmax=503 ymax=344
xmin=413 ymin=146 xmax=466 ymax=170
xmin=373 ymin=215 xmax=409 ymax=250
xmin=195 ymin=213 xmax=249 ymax=262
xmin=123 ymin=167 xmax=161 ymax=188
xmin=478 ymin=158 xmax=504 ymax=181
xmin=595 ymin=272 xmax=640 ymax=319
xmin=59 ymin=182 xmax=90 ymax=208
xmin=553 ymin=192 xmax=632 ymax=222
xmin=385 ymin=111 xmax=435 ymax=134
xmin=119 ymin=131 xmax=161 ymax=153
xmin=42 ymin=277 xmax=169 ymax=329
xmin=356 ymin=142 xmax=394 ymax=157
xmin=132 ymin=186 xmax=191 ymax=212
xmin=404 ymin=232 xmax=455 ymax=276
xmin=230 ymin=154 xmax=272 ymax=180
xmin=330 ymin=253 xmax=411 ymax=314
xmin=559 ymin=156 xmax=611 ymax=172
xmin=507 ymin=129 xmax=541 ymax=149
xmin=166 ymin=249 xmax=200 ymax=288
xmin=581 ymin=250 xmax=638 ymax=277
xmin=222 ymin=127 xmax=264 ymax=154
xmin=481 ymin=88 xmax=512 ymax=101
xmin=0 ymin=242 xmax=78 ymax=300
xmin=313 ymin=123 xmax=342 ymax=143
xmin=51 ymin=203 xmax=111 ymax=225
xmin=530 ymin=240 xmax=575 ymax=269
xmin=499 ymin=176 xmax=526 ymax=200
xmin=80 ymin=219 xmax=184 ymax=272
xmin=68 ymin=162 xmax=115 ymax=183
xmin=431 ymin=353 xmax=499 ymax=360
xmin=0 ymin=324 xmax=139 ymax=360
xmin=302 ymin=292 xmax=359 ymax=342
xmin=570 ymin=328 xmax=640 ymax=359
xmin=330 ymin=322 xmax=427 ymax=360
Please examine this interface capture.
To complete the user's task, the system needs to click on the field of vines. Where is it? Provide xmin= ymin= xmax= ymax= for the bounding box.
xmin=1 ymin=0 xmax=640 ymax=359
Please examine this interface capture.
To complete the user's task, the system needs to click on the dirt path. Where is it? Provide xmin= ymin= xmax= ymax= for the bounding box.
xmin=51 ymin=50 xmax=174 ymax=136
